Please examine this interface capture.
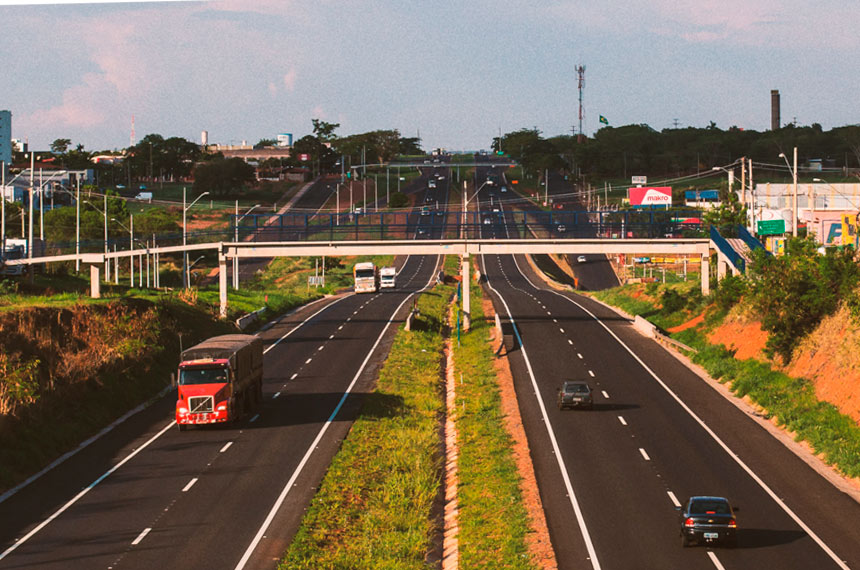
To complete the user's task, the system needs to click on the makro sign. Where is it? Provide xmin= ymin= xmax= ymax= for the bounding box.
xmin=628 ymin=186 xmax=672 ymax=206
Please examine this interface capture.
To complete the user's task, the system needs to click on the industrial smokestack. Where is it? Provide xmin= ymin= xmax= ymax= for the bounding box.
xmin=771 ymin=90 xmax=780 ymax=131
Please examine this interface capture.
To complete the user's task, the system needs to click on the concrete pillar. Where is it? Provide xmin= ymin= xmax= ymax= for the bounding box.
xmin=461 ymin=255 xmax=470 ymax=331
xmin=701 ymin=255 xmax=710 ymax=296
xmin=219 ymin=255 xmax=228 ymax=318
xmin=90 ymin=264 xmax=101 ymax=298
xmin=717 ymin=258 xmax=728 ymax=279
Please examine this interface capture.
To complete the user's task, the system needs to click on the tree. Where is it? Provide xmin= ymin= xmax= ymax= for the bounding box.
xmin=51 ymin=138 xmax=71 ymax=155
xmin=192 ymin=157 xmax=256 ymax=197
xmin=255 ymin=138 xmax=277 ymax=149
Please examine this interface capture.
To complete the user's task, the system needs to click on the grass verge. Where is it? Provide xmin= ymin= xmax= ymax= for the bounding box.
xmin=452 ymin=273 xmax=539 ymax=569
xmin=279 ymin=256 xmax=455 ymax=569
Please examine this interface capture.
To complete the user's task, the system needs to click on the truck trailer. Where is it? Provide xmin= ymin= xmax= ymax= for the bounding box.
xmin=380 ymin=266 xmax=396 ymax=289
xmin=175 ymin=334 xmax=263 ymax=430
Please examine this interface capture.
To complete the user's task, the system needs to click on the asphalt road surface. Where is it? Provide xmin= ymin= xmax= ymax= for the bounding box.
xmin=478 ymin=247 xmax=860 ymax=569
xmin=0 ymin=254 xmax=440 ymax=570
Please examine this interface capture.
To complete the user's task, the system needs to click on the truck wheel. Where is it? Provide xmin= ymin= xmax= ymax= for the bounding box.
xmin=178 ymin=423 xmax=187 ymax=432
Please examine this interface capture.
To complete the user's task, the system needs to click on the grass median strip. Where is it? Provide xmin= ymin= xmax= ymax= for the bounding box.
xmin=279 ymin=257 xmax=456 ymax=569
xmin=451 ymin=276 xmax=541 ymax=570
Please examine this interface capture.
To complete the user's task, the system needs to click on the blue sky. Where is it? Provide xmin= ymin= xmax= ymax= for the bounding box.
xmin=1 ymin=0 xmax=858 ymax=152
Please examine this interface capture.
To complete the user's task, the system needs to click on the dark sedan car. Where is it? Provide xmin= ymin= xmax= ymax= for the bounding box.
xmin=679 ymin=496 xmax=738 ymax=547
xmin=557 ymin=381 xmax=593 ymax=410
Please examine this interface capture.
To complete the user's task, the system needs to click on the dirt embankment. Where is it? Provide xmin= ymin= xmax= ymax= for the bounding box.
xmin=706 ymin=307 xmax=860 ymax=423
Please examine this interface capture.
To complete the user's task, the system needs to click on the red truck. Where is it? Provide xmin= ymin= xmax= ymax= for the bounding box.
xmin=175 ymin=334 xmax=264 ymax=430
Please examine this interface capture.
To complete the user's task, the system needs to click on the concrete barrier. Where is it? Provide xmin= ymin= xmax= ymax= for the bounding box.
xmin=236 ymin=307 xmax=266 ymax=330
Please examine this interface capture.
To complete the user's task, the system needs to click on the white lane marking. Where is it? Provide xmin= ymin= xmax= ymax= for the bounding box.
xmin=707 ymin=551 xmax=726 ymax=570
xmin=588 ymin=370 xmax=595 ymax=377
xmin=273 ymin=392 xmax=280 ymax=399
xmin=559 ymin=328 xmax=565 ymax=334
xmin=482 ymin=256 xmax=602 ymax=570
xmin=305 ymin=358 xmax=312 ymax=364
xmin=220 ymin=442 xmax=233 ymax=453
xmin=131 ymin=528 xmax=151 ymax=546
xmin=183 ymin=478 xmax=198 ymax=492
xmin=568 ymin=339 xmax=573 ymax=345
xmin=329 ymin=334 xmax=335 ymax=340
xmin=553 ymin=318 xmax=558 ymax=323
xmin=235 ymin=255 xmax=442 ymax=570
xmin=264 ymin=295 xmax=350 ymax=354
xmin=338 ymin=325 xmax=344 ymax=330
xmin=601 ymin=391 xmax=609 ymax=399
xmin=290 ymin=373 xmax=298 ymax=380
xmin=639 ymin=448 xmax=651 ymax=461
xmin=0 ymin=420 xmax=176 ymax=561
xmin=667 ymin=491 xmax=681 ymax=508
xmin=577 ymin=353 xmax=583 ymax=359
xmin=317 ymin=346 xmax=324 ymax=351
xmin=249 ymin=414 xmax=260 ymax=423
xmin=618 ymin=416 xmax=628 ymax=426
xmin=536 ymin=283 xmax=851 ymax=570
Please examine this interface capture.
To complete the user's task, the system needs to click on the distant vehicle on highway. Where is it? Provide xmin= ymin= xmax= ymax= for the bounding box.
xmin=483 ymin=217 xmax=492 ymax=225
xmin=500 ymin=185 xmax=507 ymax=192
xmin=556 ymin=224 xmax=566 ymax=233
xmin=380 ymin=266 xmax=396 ymax=289
xmin=678 ymin=496 xmax=738 ymax=548
xmin=353 ymin=261 xmax=378 ymax=293
xmin=576 ymin=255 xmax=587 ymax=263
xmin=557 ymin=381 xmax=593 ymax=410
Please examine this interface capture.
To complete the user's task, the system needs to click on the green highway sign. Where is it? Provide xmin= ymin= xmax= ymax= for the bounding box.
xmin=757 ymin=219 xmax=786 ymax=235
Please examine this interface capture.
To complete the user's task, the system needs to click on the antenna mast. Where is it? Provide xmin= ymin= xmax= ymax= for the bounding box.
xmin=576 ymin=65 xmax=586 ymax=143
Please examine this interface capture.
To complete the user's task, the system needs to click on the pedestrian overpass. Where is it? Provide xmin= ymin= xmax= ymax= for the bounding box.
xmin=5 ymin=237 xmax=713 ymax=318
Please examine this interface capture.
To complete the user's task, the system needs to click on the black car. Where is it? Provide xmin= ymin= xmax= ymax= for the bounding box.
xmin=678 ymin=496 xmax=738 ymax=547
xmin=557 ymin=381 xmax=593 ymax=410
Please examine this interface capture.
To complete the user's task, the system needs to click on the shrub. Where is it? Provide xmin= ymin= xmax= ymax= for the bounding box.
xmin=660 ymin=288 xmax=686 ymax=314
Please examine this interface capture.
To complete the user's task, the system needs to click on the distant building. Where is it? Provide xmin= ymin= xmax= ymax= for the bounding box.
xmin=201 ymin=130 xmax=208 ymax=146
xmin=0 ymin=110 xmax=11 ymax=178
xmin=11 ymin=138 xmax=26 ymax=153
xmin=277 ymin=133 xmax=293 ymax=147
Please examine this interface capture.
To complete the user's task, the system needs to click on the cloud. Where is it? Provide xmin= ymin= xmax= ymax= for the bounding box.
xmin=25 ymin=72 xmax=108 ymax=129
xmin=283 ymin=69 xmax=297 ymax=92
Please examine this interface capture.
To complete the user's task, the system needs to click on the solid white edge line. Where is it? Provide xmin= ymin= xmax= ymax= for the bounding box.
xmin=482 ymin=253 xmax=602 ymax=570
xmin=131 ymin=527 xmax=152 ymax=546
xmin=707 ymin=551 xmax=727 ymax=570
xmin=529 ymin=261 xmax=851 ymax=570
xmin=182 ymin=478 xmax=198 ymax=493
xmin=639 ymin=448 xmax=651 ymax=461
xmin=220 ymin=442 xmax=233 ymax=453
xmin=233 ymin=255 xmax=438 ymax=570
xmin=0 ymin=420 xmax=176 ymax=561
xmin=667 ymin=491 xmax=681 ymax=508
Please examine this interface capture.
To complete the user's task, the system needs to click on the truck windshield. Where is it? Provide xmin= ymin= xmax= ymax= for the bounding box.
xmin=355 ymin=269 xmax=375 ymax=279
xmin=180 ymin=367 xmax=229 ymax=385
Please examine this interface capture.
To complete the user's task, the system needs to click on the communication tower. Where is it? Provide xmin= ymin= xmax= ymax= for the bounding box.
xmin=576 ymin=65 xmax=586 ymax=143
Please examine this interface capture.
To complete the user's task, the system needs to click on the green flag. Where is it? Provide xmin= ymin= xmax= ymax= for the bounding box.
xmin=599 ymin=115 xmax=609 ymax=125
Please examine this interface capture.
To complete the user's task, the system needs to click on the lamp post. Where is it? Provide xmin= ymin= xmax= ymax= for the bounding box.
xmin=84 ymin=196 xmax=110 ymax=281
xmin=112 ymin=215 xmax=136 ymax=287
xmin=183 ymin=188 xmax=210 ymax=288
xmin=779 ymin=148 xmax=798 ymax=237
xmin=233 ymin=201 xmax=261 ymax=289
xmin=187 ymin=255 xmax=205 ymax=287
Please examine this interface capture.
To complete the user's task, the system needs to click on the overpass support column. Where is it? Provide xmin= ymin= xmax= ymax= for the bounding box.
xmin=461 ymin=255 xmax=470 ymax=332
xmin=701 ymin=254 xmax=710 ymax=296
xmin=219 ymin=254 xmax=228 ymax=318
xmin=89 ymin=264 xmax=101 ymax=299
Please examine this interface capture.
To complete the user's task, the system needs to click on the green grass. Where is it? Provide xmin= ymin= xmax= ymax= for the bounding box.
xmin=453 ymin=271 xmax=539 ymax=569
xmin=279 ymin=257 xmax=454 ymax=569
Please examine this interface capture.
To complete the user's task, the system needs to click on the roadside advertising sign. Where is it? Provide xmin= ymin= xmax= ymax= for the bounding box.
xmin=299 ymin=153 xmax=309 ymax=161
xmin=631 ymin=175 xmax=647 ymax=185
xmin=628 ymin=186 xmax=672 ymax=206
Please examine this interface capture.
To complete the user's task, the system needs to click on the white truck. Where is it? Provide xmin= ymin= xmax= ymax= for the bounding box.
xmin=353 ymin=261 xmax=379 ymax=293
xmin=380 ymin=266 xmax=396 ymax=289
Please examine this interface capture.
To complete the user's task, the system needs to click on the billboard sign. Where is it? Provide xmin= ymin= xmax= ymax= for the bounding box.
xmin=757 ymin=219 xmax=786 ymax=235
xmin=631 ymin=175 xmax=648 ymax=185
xmin=628 ymin=186 xmax=672 ymax=206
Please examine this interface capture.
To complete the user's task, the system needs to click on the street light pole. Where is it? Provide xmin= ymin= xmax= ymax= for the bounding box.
xmin=233 ymin=202 xmax=261 ymax=289
xmin=182 ymin=188 xmax=210 ymax=288
xmin=779 ymin=148 xmax=799 ymax=237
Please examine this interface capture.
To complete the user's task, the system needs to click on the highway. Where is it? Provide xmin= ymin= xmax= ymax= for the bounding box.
xmin=476 ymin=187 xmax=860 ymax=568
xmin=0 ymin=254 xmax=440 ymax=569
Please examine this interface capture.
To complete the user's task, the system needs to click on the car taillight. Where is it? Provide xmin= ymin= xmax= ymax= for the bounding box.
xmin=728 ymin=519 xmax=737 ymax=528
xmin=684 ymin=518 xmax=696 ymax=527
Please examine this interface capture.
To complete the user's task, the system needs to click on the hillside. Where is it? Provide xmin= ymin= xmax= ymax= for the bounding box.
xmin=708 ymin=305 xmax=860 ymax=423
